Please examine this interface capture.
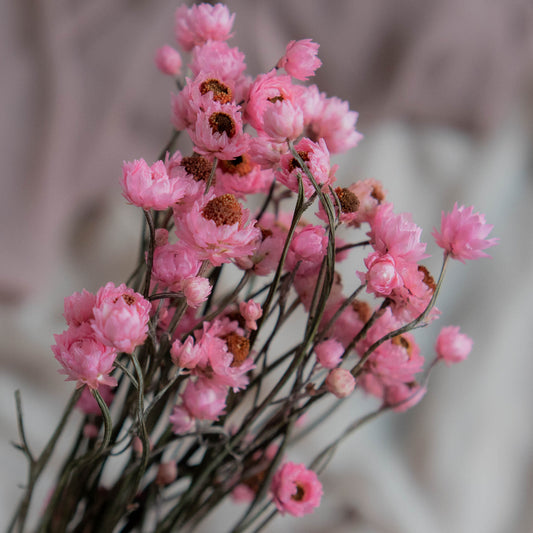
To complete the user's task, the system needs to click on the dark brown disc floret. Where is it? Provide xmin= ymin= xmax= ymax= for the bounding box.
xmin=202 ymin=194 xmax=242 ymax=226
xmin=334 ymin=187 xmax=360 ymax=213
xmin=181 ymin=154 xmax=212 ymax=182
xmin=226 ymin=332 xmax=250 ymax=367
xmin=209 ymin=112 xmax=236 ymax=138
xmin=219 ymin=154 xmax=253 ymax=176
xmin=200 ymin=78 xmax=233 ymax=104
xmin=288 ymin=151 xmax=310 ymax=173
xmin=352 ymin=299 xmax=372 ymax=323
xmin=391 ymin=335 xmax=413 ymax=357
xmin=418 ymin=265 xmax=436 ymax=292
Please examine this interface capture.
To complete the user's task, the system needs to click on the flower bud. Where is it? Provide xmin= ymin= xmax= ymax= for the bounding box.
xmin=325 ymin=368 xmax=355 ymax=398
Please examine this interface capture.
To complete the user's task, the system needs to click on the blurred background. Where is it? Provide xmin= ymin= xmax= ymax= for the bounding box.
xmin=1 ymin=0 xmax=533 ymax=531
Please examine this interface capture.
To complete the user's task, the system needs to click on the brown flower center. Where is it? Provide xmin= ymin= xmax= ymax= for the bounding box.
xmin=122 ymin=294 xmax=136 ymax=306
xmin=202 ymin=194 xmax=242 ymax=226
xmin=288 ymin=151 xmax=310 ymax=173
xmin=200 ymin=78 xmax=233 ymax=104
xmin=209 ymin=112 xmax=236 ymax=138
xmin=181 ymin=154 xmax=212 ymax=182
xmin=418 ymin=265 xmax=436 ymax=292
xmin=352 ymin=299 xmax=372 ymax=322
xmin=267 ymin=94 xmax=284 ymax=104
xmin=219 ymin=154 xmax=253 ymax=176
xmin=370 ymin=183 xmax=385 ymax=203
xmin=334 ymin=187 xmax=360 ymax=213
xmin=291 ymin=483 xmax=306 ymax=501
xmin=226 ymin=332 xmax=250 ymax=367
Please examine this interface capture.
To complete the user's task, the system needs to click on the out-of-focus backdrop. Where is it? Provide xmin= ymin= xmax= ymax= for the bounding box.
xmin=1 ymin=1 xmax=533 ymax=531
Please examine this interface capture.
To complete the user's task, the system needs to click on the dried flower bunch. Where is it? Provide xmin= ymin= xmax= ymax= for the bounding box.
xmin=9 ymin=3 xmax=497 ymax=532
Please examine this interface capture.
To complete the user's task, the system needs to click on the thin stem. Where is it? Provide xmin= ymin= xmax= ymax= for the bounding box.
xmin=143 ymin=209 xmax=156 ymax=298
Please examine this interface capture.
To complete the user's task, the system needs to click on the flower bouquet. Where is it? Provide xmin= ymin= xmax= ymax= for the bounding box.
xmin=9 ymin=3 xmax=497 ymax=532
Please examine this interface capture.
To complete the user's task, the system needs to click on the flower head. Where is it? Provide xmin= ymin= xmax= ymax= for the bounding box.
xmin=432 ymin=203 xmax=498 ymax=262
xmin=271 ymin=462 xmax=323 ymax=517
xmin=154 ymin=45 xmax=182 ymax=76
xmin=435 ymin=325 xmax=473 ymax=365
xmin=277 ymin=39 xmax=322 ymax=81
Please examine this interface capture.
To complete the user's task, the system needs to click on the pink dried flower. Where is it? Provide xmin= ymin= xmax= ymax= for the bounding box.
xmin=239 ymin=299 xmax=262 ymax=330
xmin=190 ymin=41 xmax=246 ymax=82
xmin=154 ymin=45 xmax=182 ymax=76
xmin=156 ymin=462 xmax=178 ymax=486
xmin=52 ymin=323 xmax=117 ymax=390
xmin=261 ymin=99 xmax=304 ymax=142
xmin=182 ymin=276 xmax=212 ymax=308
xmin=271 ymin=462 xmax=323 ymax=517
xmin=285 ymin=225 xmax=328 ymax=276
xmin=171 ymin=336 xmax=203 ymax=369
xmin=152 ymin=242 xmax=201 ymax=289
xmin=63 ymin=289 xmax=96 ymax=327
xmin=277 ymin=39 xmax=322 ymax=81
xmin=169 ymin=405 xmax=195 ymax=434
xmin=325 ymin=368 xmax=355 ymax=398
xmin=362 ymin=252 xmax=404 ymax=296
xmin=154 ymin=228 xmax=169 ymax=247
xmin=121 ymin=159 xmax=187 ymax=211
xmin=436 ymin=325 xmax=473 ymax=365
xmin=314 ymin=339 xmax=343 ymax=369
xmin=432 ymin=203 xmax=498 ymax=262
xmin=182 ymin=378 xmax=227 ymax=421
xmin=92 ymin=283 xmax=151 ymax=354
xmin=175 ymin=3 xmax=235 ymax=51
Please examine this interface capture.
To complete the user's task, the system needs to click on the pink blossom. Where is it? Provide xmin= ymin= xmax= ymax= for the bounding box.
xmin=261 ymin=99 xmax=304 ymax=142
xmin=63 ymin=289 xmax=96 ymax=327
xmin=121 ymin=159 xmax=188 ymax=211
xmin=325 ymin=368 xmax=355 ymax=398
xmin=171 ymin=336 xmax=203 ymax=369
xmin=52 ymin=323 xmax=117 ymax=390
xmin=362 ymin=252 xmax=404 ymax=296
xmin=92 ymin=283 xmax=151 ymax=354
xmin=154 ymin=228 xmax=169 ymax=247
xmin=169 ymin=405 xmax=195 ymax=434
xmin=435 ymin=325 xmax=473 ymax=365
xmin=152 ymin=242 xmax=201 ymax=289
xmin=188 ymin=100 xmax=249 ymax=160
xmin=76 ymin=384 xmax=115 ymax=415
xmin=347 ymin=178 xmax=386 ymax=227
xmin=286 ymin=225 xmax=328 ymax=276
xmin=314 ymin=339 xmax=343 ymax=369
xmin=182 ymin=378 xmax=227 ymax=421
xmin=174 ymin=3 xmax=235 ymax=51
xmin=156 ymin=462 xmax=178 ymax=486
xmin=239 ymin=299 xmax=263 ymax=330
xmin=277 ymin=39 xmax=322 ymax=81
xmin=175 ymin=194 xmax=261 ymax=267
xmin=432 ymin=203 xmax=498 ymax=262
xmin=182 ymin=276 xmax=212 ymax=308
xmin=190 ymin=41 xmax=246 ymax=83
xmin=271 ymin=462 xmax=323 ymax=517
xmin=154 ymin=45 xmax=182 ymax=76
xmin=277 ymin=137 xmax=336 ymax=198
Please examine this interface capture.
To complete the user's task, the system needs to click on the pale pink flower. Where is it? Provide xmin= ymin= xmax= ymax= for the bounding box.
xmin=277 ymin=137 xmax=336 ymax=198
xmin=182 ymin=378 xmax=227 ymax=421
xmin=52 ymin=323 xmax=117 ymax=390
xmin=247 ymin=136 xmax=288 ymax=170
xmin=176 ymin=194 xmax=260 ymax=267
xmin=239 ymin=299 xmax=263 ymax=330
xmin=314 ymin=339 xmax=343 ymax=369
xmin=92 ymin=283 xmax=151 ymax=354
xmin=245 ymin=70 xmax=296 ymax=133
xmin=171 ymin=336 xmax=203 ymax=369
xmin=325 ymin=368 xmax=355 ymax=398
xmin=261 ymin=99 xmax=304 ymax=142
xmin=188 ymin=100 xmax=249 ymax=160
xmin=63 ymin=289 xmax=96 ymax=327
xmin=277 ymin=39 xmax=322 ymax=81
xmin=285 ymin=225 xmax=328 ymax=276
xmin=175 ymin=3 xmax=235 ymax=51
xmin=271 ymin=462 xmax=323 ymax=517
xmin=76 ymin=384 xmax=115 ymax=415
xmin=347 ymin=178 xmax=386 ymax=227
xmin=368 ymin=203 xmax=429 ymax=263
xmin=182 ymin=276 xmax=212 ymax=308
xmin=432 ymin=203 xmax=498 ymax=262
xmin=362 ymin=252 xmax=404 ymax=296
xmin=169 ymin=405 xmax=195 ymax=434
xmin=121 ymin=159 xmax=188 ymax=211
xmin=154 ymin=45 xmax=182 ymax=76
xmin=436 ymin=325 xmax=473 ymax=365
xmin=190 ymin=41 xmax=246 ymax=82
xmin=152 ymin=242 xmax=202 ymax=289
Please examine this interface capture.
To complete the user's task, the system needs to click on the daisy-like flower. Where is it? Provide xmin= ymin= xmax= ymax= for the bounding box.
xmin=190 ymin=41 xmax=246 ymax=82
xmin=174 ymin=3 xmax=235 ymax=51
xmin=271 ymin=462 xmax=323 ymax=517
xmin=176 ymin=193 xmax=261 ymax=267
xmin=121 ymin=158 xmax=188 ymax=211
xmin=432 ymin=203 xmax=498 ymax=262
xmin=277 ymin=39 xmax=322 ymax=81
xmin=188 ymin=100 xmax=249 ymax=160
xmin=63 ymin=289 xmax=96 ymax=327
xmin=52 ymin=323 xmax=118 ymax=390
